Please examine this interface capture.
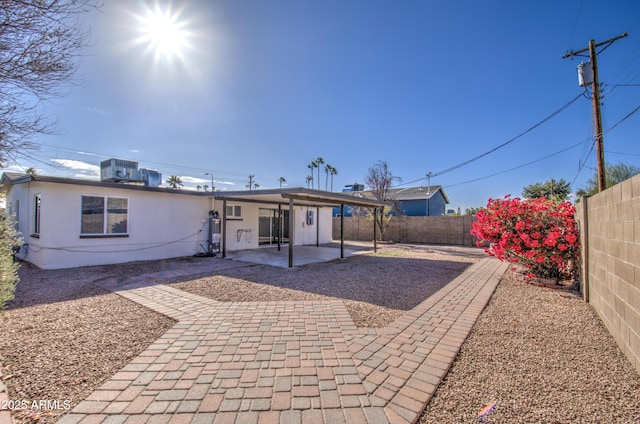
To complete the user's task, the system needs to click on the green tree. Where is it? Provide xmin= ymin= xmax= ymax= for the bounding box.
xmin=464 ymin=207 xmax=482 ymax=216
xmin=576 ymin=162 xmax=640 ymax=197
xmin=24 ymin=167 xmax=37 ymax=176
xmin=166 ymin=175 xmax=183 ymax=189
xmin=0 ymin=215 xmax=22 ymax=313
xmin=522 ymin=178 xmax=571 ymax=202
xmin=278 ymin=176 xmax=286 ymax=188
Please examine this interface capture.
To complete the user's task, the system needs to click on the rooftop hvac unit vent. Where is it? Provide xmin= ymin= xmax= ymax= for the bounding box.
xmin=100 ymin=158 xmax=161 ymax=186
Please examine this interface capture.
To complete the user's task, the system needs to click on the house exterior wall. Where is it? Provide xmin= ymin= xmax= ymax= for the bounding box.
xmin=293 ymin=205 xmax=333 ymax=246
xmin=4 ymin=178 xmax=336 ymax=269
xmin=221 ymin=203 xmax=333 ymax=251
xmin=8 ymin=181 xmax=213 ymax=269
xmin=397 ymin=193 xmax=447 ymax=216
xmin=575 ymin=174 xmax=640 ymax=374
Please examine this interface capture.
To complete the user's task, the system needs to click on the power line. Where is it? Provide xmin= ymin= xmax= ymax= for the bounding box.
xmin=445 ymin=142 xmax=583 ymax=189
xmin=431 ymin=93 xmax=583 ymax=178
xmin=443 ymin=103 xmax=640 ymax=190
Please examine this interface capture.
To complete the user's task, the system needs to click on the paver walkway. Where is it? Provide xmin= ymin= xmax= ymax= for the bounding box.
xmin=57 ymin=257 xmax=507 ymax=424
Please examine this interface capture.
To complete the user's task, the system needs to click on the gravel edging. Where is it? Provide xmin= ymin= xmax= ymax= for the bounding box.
xmin=0 ymin=263 xmax=178 ymax=424
xmin=419 ymin=270 xmax=640 ymax=423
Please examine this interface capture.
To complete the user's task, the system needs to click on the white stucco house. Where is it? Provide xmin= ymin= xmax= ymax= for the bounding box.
xmin=0 ymin=171 xmax=387 ymax=269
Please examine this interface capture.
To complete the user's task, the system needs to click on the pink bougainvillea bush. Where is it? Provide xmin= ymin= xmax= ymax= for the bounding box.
xmin=471 ymin=196 xmax=580 ymax=281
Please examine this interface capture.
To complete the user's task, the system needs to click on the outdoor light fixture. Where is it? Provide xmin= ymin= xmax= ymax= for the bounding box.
xmin=205 ymin=172 xmax=214 ymax=192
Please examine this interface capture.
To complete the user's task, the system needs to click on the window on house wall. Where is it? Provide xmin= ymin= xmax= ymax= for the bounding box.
xmin=81 ymin=196 xmax=128 ymax=235
xmin=225 ymin=204 xmax=242 ymax=219
xmin=33 ymin=194 xmax=41 ymax=237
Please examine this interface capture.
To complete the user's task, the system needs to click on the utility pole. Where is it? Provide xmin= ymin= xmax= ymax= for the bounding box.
xmin=563 ymin=32 xmax=628 ymax=192
xmin=426 ymin=171 xmax=433 ymax=216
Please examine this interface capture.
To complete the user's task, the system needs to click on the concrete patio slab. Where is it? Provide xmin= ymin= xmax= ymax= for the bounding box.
xmin=223 ymin=245 xmax=371 ymax=268
xmin=55 ymin=255 xmax=508 ymax=424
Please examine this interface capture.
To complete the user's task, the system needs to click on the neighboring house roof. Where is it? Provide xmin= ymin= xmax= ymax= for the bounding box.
xmin=0 ymin=172 xmax=392 ymax=209
xmin=340 ymin=185 xmax=450 ymax=205
xmin=389 ymin=186 xmax=450 ymax=204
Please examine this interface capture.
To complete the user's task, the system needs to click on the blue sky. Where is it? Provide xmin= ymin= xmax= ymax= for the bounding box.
xmin=8 ymin=0 xmax=640 ymax=211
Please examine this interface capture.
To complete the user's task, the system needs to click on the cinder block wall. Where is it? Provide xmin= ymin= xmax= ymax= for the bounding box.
xmin=332 ymin=215 xmax=478 ymax=246
xmin=575 ymin=174 xmax=640 ymax=374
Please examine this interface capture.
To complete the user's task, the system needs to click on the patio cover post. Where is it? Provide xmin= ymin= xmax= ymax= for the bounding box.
xmin=373 ymin=207 xmax=378 ymax=253
xmin=340 ymin=204 xmax=345 ymax=258
xmin=288 ymin=198 xmax=294 ymax=268
xmin=277 ymin=204 xmax=282 ymax=252
xmin=316 ymin=206 xmax=320 ymax=247
xmin=222 ymin=199 xmax=227 ymax=258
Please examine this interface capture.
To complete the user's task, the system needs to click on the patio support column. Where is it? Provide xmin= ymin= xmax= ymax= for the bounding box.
xmin=288 ymin=198 xmax=294 ymax=268
xmin=222 ymin=200 xmax=227 ymax=258
xmin=277 ymin=204 xmax=282 ymax=252
xmin=340 ymin=204 xmax=345 ymax=259
xmin=316 ymin=206 xmax=320 ymax=247
xmin=373 ymin=207 xmax=378 ymax=253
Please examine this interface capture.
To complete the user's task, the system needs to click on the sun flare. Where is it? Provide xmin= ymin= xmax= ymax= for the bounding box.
xmin=136 ymin=4 xmax=190 ymax=62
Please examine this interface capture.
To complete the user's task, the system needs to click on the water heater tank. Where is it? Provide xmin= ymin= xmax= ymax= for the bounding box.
xmin=577 ymin=62 xmax=593 ymax=87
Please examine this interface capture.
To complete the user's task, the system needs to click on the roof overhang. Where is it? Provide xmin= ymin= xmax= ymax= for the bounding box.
xmin=213 ymin=187 xmax=391 ymax=209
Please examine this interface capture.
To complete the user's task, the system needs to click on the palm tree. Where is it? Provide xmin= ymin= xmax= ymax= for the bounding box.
xmin=329 ymin=166 xmax=338 ymax=191
xmin=324 ymin=164 xmax=333 ymax=190
xmin=24 ymin=167 xmax=37 ymax=176
xmin=307 ymin=161 xmax=317 ymax=189
xmin=203 ymin=185 xmax=209 ymax=192
xmin=306 ymin=175 xmax=313 ymax=188
xmin=197 ymin=185 xmax=202 ymax=191
xmin=278 ymin=176 xmax=286 ymax=188
xmin=166 ymin=175 xmax=183 ymax=189
xmin=253 ymin=182 xmax=260 ymax=190
xmin=315 ymin=157 xmax=324 ymax=189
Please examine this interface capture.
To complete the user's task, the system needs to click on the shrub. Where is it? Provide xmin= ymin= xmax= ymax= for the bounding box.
xmin=471 ymin=196 xmax=580 ymax=281
xmin=0 ymin=215 xmax=21 ymax=312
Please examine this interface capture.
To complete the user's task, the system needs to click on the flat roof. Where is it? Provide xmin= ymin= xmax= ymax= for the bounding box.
xmin=1 ymin=172 xmax=391 ymax=208
xmin=0 ymin=172 xmax=210 ymax=197
xmin=214 ymin=187 xmax=392 ymax=209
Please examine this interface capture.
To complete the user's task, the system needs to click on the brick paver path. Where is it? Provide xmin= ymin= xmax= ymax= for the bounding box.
xmin=57 ymin=257 xmax=507 ymax=424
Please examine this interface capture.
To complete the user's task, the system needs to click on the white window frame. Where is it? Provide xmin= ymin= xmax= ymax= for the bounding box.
xmin=80 ymin=195 xmax=129 ymax=237
xmin=225 ymin=204 xmax=242 ymax=219
xmin=32 ymin=194 xmax=41 ymax=237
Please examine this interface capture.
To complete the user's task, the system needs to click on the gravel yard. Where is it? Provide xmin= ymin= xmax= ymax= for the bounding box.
xmin=419 ymin=270 xmax=640 ymax=423
xmin=173 ymin=244 xmax=482 ymax=327
xmin=0 ymin=261 xmax=179 ymax=423
xmin=1 ymin=243 xmax=639 ymax=424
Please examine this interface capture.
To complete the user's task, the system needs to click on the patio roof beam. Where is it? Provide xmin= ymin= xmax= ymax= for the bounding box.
xmin=280 ymin=193 xmax=388 ymax=209
xmin=212 ymin=196 xmax=330 ymax=209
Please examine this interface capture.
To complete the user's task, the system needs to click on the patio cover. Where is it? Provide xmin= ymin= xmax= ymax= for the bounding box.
xmin=213 ymin=188 xmax=391 ymax=267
